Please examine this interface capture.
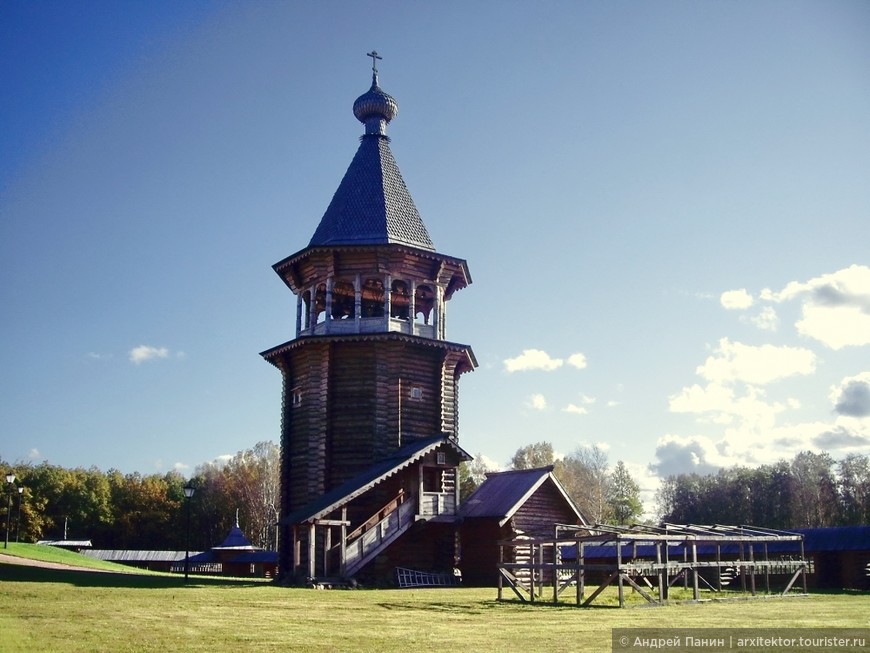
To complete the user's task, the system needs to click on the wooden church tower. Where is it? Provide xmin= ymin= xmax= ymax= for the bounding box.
xmin=261 ymin=54 xmax=476 ymax=585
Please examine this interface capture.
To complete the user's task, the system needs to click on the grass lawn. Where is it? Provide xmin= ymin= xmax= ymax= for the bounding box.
xmin=1 ymin=545 xmax=868 ymax=652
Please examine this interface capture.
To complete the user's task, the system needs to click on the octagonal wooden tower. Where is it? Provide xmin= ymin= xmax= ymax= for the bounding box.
xmin=261 ymin=58 xmax=476 ymax=584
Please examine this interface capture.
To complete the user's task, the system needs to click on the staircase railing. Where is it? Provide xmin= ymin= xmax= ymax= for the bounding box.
xmin=346 ymin=490 xmax=406 ymax=545
xmin=341 ymin=495 xmax=417 ymax=578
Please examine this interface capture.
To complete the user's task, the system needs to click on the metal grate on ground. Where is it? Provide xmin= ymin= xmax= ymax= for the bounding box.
xmin=396 ymin=567 xmax=459 ymax=588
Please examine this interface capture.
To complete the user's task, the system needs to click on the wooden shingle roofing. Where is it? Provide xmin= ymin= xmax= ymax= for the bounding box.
xmin=308 ymin=135 xmax=435 ymax=252
xmin=281 ymin=435 xmax=471 ymax=526
xmin=460 ymin=466 xmax=586 ymax=527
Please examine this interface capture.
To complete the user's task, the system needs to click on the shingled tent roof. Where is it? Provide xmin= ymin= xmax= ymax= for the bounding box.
xmin=307 ymin=69 xmax=435 ymax=252
xmin=213 ymin=514 xmax=257 ymax=551
xmin=460 ymin=466 xmax=586 ymax=527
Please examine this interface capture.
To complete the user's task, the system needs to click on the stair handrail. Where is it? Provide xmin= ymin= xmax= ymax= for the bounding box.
xmin=345 ymin=489 xmax=407 ymax=544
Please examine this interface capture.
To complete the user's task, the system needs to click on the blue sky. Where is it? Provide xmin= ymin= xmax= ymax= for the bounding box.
xmin=2 ymin=1 xmax=869 ymax=511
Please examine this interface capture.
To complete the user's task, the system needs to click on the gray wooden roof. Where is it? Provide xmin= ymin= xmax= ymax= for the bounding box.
xmin=460 ymin=466 xmax=586 ymax=527
xmin=282 ymin=435 xmax=471 ymax=525
xmin=307 ymin=71 xmax=435 ymax=252
xmin=308 ymin=135 xmax=435 ymax=251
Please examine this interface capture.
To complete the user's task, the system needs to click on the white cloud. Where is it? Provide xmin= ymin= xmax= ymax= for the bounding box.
xmin=651 ymin=434 xmax=727 ymax=477
xmin=528 ymin=393 xmax=548 ymax=410
xmin=504 ymin=349 xmax=563 ymax=372
xmin=761 ymin=265 xmax=870 ymax=349
xmin=563 ymin=403 xmax=588 ymax=415
xmin=796 ymin=304 xmax=870 ymax=350
xmin=129 ymin=345 xmax=170 ymax=364
xmin=669 ymin=381 xmax=789 ymax=431
xmin=173 ymin=462 xmax=191 ymax=472
xmin=720 ymin=288 xmax=753 ymax=310
xmin=567 ymin=353 xmax=588 ymax=369
xmin=696 ymin=338 xmax=815 ymax=385
xmin=28 ymin=448 xmax=41 ymax=460
xmin=830 ymin=372 xmax=870 ymax=418
xmin=746 ymin=306 xmax=779 ymax=331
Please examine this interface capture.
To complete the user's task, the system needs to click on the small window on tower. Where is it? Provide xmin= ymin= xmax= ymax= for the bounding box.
xmin=409 ymin=386 xmax=423 ymax=401
xmin=436 ymin=452 xmax=446 ymax=466
xmin=291 ymin=387 xmax=302 ymax=407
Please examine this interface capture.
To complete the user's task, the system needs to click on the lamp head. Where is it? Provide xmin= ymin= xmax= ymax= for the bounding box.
xmin=5 ymin=473 xmax=14 ymax=484
xmin=183 ymin=483 xmax=196 ymax=499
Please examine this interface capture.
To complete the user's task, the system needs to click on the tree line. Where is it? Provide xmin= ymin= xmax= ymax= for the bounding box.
xmin=656 ymin=450 xmax=870 ymax=529
xmin=4 ymin=442 xmax=866 ymax=550
xmin=460 ymin=441 xmax=644 ymax=525
xmin=0 ymin=441 xmax=279 ymax=551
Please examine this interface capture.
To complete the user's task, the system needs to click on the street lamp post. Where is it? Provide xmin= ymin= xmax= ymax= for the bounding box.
xmin=16 ymin=487 xmax=24 ymax=542
xmin=4 ymin=473 xmax=15 ymax=549
xmin=183 ymin=483 xmax=196 ymax=583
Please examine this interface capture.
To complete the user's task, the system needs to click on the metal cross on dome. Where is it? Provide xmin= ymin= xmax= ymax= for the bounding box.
xmin=367 ymin=50 xmax=382 ymax=73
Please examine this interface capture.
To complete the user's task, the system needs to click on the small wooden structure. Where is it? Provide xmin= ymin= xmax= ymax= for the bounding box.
xmin=460 ymin=466 xmax=586 ymax=586
xmin=184 ymin=517 xmax=278 ymax=578
xmin=795 ymin=526 xmax=870 ymax=590
xmin=496 ymin=523 xmax=809 ymax=608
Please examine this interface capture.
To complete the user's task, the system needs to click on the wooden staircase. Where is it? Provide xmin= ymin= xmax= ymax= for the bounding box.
xmin=335 ymin=491 xmax=418 ymax=578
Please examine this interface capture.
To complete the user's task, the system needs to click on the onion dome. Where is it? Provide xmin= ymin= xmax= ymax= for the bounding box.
xmin=353 ymin=70 xmax=398 ymax=136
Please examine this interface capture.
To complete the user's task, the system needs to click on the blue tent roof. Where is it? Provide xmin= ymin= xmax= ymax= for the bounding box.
xmin=214 ymin=523 xmax=254 ymax=550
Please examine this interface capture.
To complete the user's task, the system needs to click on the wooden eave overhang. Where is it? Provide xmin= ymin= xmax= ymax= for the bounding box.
xmin=497 ymin=471 xmax=585 ymax=528
xmin=281 ymin=435 xmax=473 ymax=526
xmin=259 ymin=331 xmax=477 ymax=373
xmin=271 ymin=243 xmax=472 ymax=298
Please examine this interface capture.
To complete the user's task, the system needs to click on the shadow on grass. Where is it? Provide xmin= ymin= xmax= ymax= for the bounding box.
xmin=0 ymin=562 xmax=267 ymax=589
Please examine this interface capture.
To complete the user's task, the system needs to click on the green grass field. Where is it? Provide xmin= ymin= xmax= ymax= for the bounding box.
xmin=1 ymin=544 xmax=868 ymax=652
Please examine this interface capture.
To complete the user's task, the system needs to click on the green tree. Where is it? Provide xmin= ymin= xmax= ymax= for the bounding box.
xmin=790 ymin=451 xmax=839 ymax=527
xmin=509 ymin=442 xmax=555 ymax=470
xmin=458 ymin=454 xmax=500 ymax=502
xmin=836 ymin=453 xmax=870 ymax=525
xmin=557 ymin=445 xmax=610 ymax=523
xmin=606 ymin=461 xmax=643 ymax=525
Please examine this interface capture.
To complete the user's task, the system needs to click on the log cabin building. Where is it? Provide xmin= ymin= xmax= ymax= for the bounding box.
xmin=261 ymin=55 xmax=476 ymax=585
xmin=459 ymin=466 xmax=586 ymax=586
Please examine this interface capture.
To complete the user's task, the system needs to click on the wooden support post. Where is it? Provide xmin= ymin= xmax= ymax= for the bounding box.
xmin=529 ymin=542 xmax=536 ymax=603
xmin=716 ymin=544 xmax=722 ymax=592
xmin=308 ymin=522 xmax=316 ymax=579
xmin=691 ymin=541 xmax=699 ymax=600
xmin=577 ymin=541 xmax=585 ymax=606
xmin=617 ymin=540 xmax=624 ymax=608
xmin=800 ymin=538 xmax=808 ymax=594
xmin=292 ymin=525 xmax=300 ymax=577
xmin=749 ymin=543 xmax=756 ymax=596
xmin=497 ymin=544 xmax=504 ymax=601
xmin=683 ymin=546 xmax=688 ymax=590
xmin=295 ymin=295 xmax=303 ymax=337
xmin=324 ymin=277 xmax=333 ymax=333
xmin=340 ymin=507 xmax=347 ymax=577
xmin=324 ymin=526 xmax=332 ymax=577
xmin=663 ymin=542 xmax=670 ymax=601
xmin=739 ymin=542 xmax=747 ymax=593
xmin=763 ymin=543 xmax=770 ymax=594
xmin=657 ymin=542 xmax=665 ymax=603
